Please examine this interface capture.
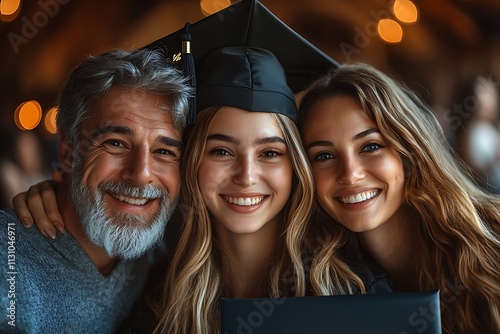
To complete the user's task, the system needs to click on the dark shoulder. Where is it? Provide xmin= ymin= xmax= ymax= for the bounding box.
xmin=348 ymin=261 xmax=394 ymax=294
xmin=118 ymin=298 xmax=158 ymax=334
xmin=118 ymin=247 xmax=173 ymax=333
xmin=339 ymin=245 xmax=394 ymax=294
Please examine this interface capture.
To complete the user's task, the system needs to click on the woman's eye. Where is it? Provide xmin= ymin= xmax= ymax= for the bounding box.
xmin=314 ymin=152 xmax=334 ymax=161
xmin=213 ymin=148 xmax=230 ymax=156
xmin=363 ymin=143 xmax=383 ymax=152
xmin=262 ymin=150 xmax=280 ymax=158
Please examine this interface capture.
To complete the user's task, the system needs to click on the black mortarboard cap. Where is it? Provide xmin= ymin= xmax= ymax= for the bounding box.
xmin=197 ymin=45 xmax=297 ymax=121
xmin=146 ymin=0 xmax=338 ymax=124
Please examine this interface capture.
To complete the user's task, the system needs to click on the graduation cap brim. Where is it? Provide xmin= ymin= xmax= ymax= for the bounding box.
xmin=146 ymin=0 xmax=338 ymax=94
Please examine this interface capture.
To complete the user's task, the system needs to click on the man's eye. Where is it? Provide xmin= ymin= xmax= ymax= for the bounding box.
xmin=157 ymin=148 xmax=176 ymax=156
xmin=104 ymin=140 xmax=124 ymax=147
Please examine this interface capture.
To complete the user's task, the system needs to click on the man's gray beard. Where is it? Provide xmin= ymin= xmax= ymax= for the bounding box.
xmin=70 ymin=160 xmax=177 ymax=260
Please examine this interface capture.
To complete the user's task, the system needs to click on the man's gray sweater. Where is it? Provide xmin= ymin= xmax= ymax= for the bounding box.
xmin=0 ymin=210 xmax=151 ymax=334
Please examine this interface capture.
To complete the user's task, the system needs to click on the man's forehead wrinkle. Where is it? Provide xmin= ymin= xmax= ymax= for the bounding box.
xmin=95 ymin=112 xmax=172 ymax=130
xmin=109 ymin=88 xmax=168 ymax=110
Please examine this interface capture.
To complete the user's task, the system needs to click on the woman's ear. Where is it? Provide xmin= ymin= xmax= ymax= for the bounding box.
xmin=58 ymin=137 xmax=73 ymax=173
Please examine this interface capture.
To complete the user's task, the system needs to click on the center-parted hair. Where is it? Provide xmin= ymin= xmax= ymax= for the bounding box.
xmin=154 ymin=106 xmax=314 ymax=333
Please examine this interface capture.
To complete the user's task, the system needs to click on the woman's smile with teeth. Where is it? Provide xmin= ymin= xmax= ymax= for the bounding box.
xmin=223 ymin=196 xmax=265 ymax=206
xmin=339 ymin=190 xmax=379 ymax=204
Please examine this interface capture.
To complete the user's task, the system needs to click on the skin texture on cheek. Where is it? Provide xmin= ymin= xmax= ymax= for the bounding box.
xmin=79 ymin=147 xmax=109 ymax=185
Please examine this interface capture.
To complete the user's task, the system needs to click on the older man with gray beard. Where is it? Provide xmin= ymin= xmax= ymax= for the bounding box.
xmin=0 ymin=48 xmax=190 ymax=333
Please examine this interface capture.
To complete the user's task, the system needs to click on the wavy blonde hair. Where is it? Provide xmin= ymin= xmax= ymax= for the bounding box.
xmin=154 ymin=106 xmax=366 ymax=334
xmin=299 ymin=63 xmax=500 ymax=334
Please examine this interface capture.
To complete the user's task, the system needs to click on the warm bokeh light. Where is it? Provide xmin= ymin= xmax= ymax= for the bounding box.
xmin=14 ymin=100 xmax=43 ymax=130
xmin=393 ymin=0 xmax=418 ymax=23
xmin=44 ymin=106 xmax=58 ymax=134
xmin=200 ymin=0 xmax=232 ymax=16
xmin=1 ymin=0 xmax=20 ymax=15
xmin=0 ymin=0 xmax=21 ymax=22
xmin=378 ymin=19 xmax=403 ymax=43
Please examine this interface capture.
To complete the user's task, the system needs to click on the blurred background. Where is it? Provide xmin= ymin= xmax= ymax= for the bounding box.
xmin=1 ymin=0 xmax=500 ymax=207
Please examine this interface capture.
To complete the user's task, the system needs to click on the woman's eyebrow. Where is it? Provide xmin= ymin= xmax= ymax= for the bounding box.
xmin=206 ymin=133 xmax=238 ymax=144
xmin=253 ymin=136 xmax=286 ymax=145
xmin=206 ymin=134 xmax=286 ymax=146
xmin=306 ymin=129 xmax=379 ymax=150
xmin=353 ymin=128 xmax=379 ymax=141
xmin=306 ymin=140 xmax=333 ymax=150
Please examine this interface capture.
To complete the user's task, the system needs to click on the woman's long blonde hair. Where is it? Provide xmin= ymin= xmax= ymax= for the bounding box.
xmin=153 ymin=106 xmax=364 ymax=333
xmin=300 ymin=63 xmax=500 ymax=334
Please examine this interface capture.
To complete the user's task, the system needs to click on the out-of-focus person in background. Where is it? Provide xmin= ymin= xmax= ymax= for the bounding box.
xmin=456 ymin=75 xmax=500 ymax=194
xmin=0 ymin=131 xmax=51 ymax=208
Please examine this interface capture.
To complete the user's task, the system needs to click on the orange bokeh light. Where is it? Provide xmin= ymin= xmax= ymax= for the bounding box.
xmin=393 ymin=0 xmax=418 ymax=23
xmin=0 ymin=0 xmax=21 ymax=22
xmin=200 ymin=0 xmax=232 ymax=16
xmin=44 ymin=106 xmax=58 ymax=134
xmin=1 ymin=0 xmax=20 ymax=15
xmin=378 ymin=19 xmax=403 ymax=43
xmin=14 ymin=100 xmax=43 ymax=130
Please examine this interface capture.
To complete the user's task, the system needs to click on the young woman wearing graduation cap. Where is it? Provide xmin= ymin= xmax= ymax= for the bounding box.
xmin=298 ymin=63 xmax=500 ymax=334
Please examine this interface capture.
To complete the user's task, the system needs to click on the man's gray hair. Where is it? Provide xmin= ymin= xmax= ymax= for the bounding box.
xmin=56 ymin=48 xmax=191 ymax=144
